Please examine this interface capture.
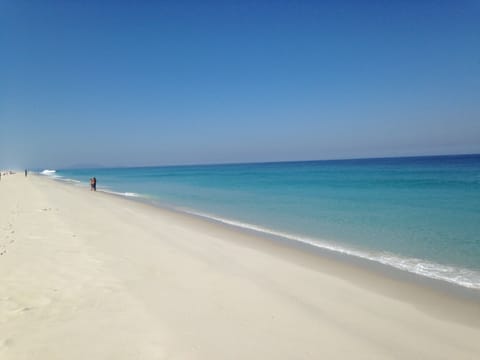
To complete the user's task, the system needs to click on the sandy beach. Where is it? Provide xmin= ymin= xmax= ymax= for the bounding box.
xmin=0 ymin=173 xmax=479 ymax=359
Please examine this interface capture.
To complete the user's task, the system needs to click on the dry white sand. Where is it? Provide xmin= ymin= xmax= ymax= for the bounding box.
xmin=1 ymin=173 xmax=479 ymax=359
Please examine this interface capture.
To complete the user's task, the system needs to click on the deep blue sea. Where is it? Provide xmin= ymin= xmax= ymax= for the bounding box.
xmin=41 ymin=155 xmax=480 ymax=289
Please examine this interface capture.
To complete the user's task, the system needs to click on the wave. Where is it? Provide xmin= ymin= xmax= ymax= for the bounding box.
xmin=99 ymin=189 xmax=142 ymax=198
xmin=179 ymin=208 xmax=480 ymax=290
xmin=40 ymin=170 xmax=82 ymax=184
xmin=59 ymin=178 xmax=81 ymax=184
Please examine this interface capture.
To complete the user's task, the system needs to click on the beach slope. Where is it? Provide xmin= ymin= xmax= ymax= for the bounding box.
xmin=1 ymin=174 xmax=479 ymax=359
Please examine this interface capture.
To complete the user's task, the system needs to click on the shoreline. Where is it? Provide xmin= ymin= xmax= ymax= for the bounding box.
xmin=2 ymin=173 xmax=480 ymax=359
xmin=115 ymin=190 xmax=480 ymax=300
xmin=49 ymin=172 xmax=480 ymax=293
xmin=44 ymin=174 xmax=480 ymax=317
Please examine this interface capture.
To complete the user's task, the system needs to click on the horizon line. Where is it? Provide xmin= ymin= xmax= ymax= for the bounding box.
xmin=49 ymin=152 xmax=480 ymax=171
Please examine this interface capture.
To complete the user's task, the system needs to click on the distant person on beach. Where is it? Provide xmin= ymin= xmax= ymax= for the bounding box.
xmin=93 ymin=177 xmax=97 ymax=191
xmin=25 ymin=169 xmax=27 ymax=177
xmin=90 ymin=178 xmax=94 ymax=191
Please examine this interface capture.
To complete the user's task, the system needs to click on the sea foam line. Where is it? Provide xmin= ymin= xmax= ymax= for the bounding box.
xmin=99 ymin=189 xmax=142 ymax=198
xmin=179 ymin=208 xmax=480 ymax=290
xmin=40 ymin=169 xmax=82 ymax=184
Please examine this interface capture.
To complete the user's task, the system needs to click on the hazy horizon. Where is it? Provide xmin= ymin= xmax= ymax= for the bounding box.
xmin=0 ymin=152 xmax=475 ymax=172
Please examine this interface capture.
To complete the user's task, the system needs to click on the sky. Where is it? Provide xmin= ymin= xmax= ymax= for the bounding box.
xmin=1 ymin=0 xmax=479 ymax=169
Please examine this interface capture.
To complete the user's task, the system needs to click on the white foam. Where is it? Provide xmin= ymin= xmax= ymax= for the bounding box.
xmin=59 ymin=178 xmax=81 ymax=184
xmin=179 ymin=208 xmax=480 ymax=290
xmin=41 ymin=169 xmax=57 ymax=175
xmin=124 ymin=192 xmax=140 ymax=197
xmin=100 ymin=189 xmax=141 ymax=198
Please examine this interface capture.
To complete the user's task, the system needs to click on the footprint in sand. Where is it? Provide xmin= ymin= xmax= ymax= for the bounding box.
xmin=4 ymin=297 xmax=51 ymax=318
xmin=8 ymin=307 xmax=32 ymax=315
xmin=0 ymin=338 xmax=14 ymax=349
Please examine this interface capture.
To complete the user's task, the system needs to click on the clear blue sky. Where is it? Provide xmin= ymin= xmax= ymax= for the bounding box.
xmin=1 ymin=0 xmax=479 ymax=169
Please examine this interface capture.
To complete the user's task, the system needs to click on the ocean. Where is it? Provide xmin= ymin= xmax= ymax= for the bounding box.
xmin=41 ymin=154 xmax=480 ymax=289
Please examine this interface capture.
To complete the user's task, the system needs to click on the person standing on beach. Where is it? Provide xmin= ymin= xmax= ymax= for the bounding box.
xmin=25 ymin=169 xmax=27 ymax=177
xmin=93 ymin=177 xmax=97 ymax=191
xmin=90 ymin=178 xmax=94 ymax=191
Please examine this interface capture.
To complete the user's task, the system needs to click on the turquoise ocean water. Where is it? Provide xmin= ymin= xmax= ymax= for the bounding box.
xmin=41 ymin=155 xmax=480 ymax=289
